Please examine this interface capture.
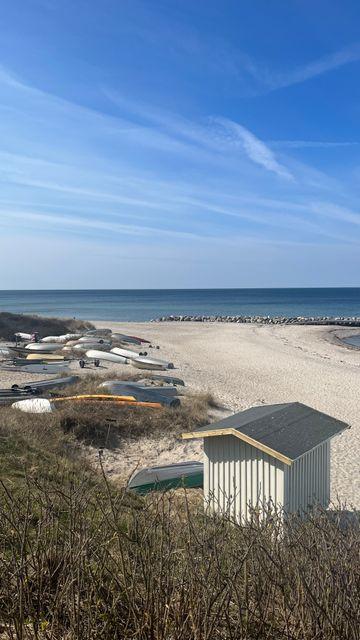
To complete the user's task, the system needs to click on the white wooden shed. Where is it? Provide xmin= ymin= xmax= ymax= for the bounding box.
xmin=182 ymin=402 xmax=349 ymax=521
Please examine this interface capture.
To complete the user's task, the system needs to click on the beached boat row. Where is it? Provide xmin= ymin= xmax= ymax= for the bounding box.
xmin=2 ymin=328 xmax=201 ymax=495
xmin=2 ymin=328 xmax=175 ymax=372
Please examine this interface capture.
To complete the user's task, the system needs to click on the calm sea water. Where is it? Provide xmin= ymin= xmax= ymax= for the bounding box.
xmin=343 ymin=335 xmax=360 ymax=348
xmin=0 ymin=288 xmax=359 ymax=322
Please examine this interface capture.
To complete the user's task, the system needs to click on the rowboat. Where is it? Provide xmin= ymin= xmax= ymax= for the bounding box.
xmin=71 ymin=342 xmax=111 ymax=352
xmin=14 ymin=332 xmax=32 ymax=341
xmin=132 ymin=356 xmax=174 ymax=370
xmin=110 ymin=347 xmax=141 ymax=359
xmin=85 ymin=349 xmax=128 ymax=364
xmin=97 ymin=382 xmax=180 ymax=407
xmin=12 ymin=394 xmax=162 ymax=413
xmin=24 ymin=343 xmax=61 ymax=353
xmin=40 ymin=336 xmax=68 ymax=343
xmin=99 ymin=380 xmax=180 ymax=396
xmin=127 ymin=461 xmax=203 ymax=494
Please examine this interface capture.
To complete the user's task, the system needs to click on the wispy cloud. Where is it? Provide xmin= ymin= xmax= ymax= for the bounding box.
xmin=268 ymin=140 xmax=358 ymax=149
xmin=214 ymin=117 xmax=294 ymax=180
xmin=262 ymin=43 xmax=360 ymax=91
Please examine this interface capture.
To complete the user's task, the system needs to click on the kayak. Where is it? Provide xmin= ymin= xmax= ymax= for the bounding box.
xmin=127 ymin=461 xmax=203 ymax=494
xmin=85 ymin=349 xmax=128 ymax=364
xmin=13 ymin=395 xmax=163 ymax=413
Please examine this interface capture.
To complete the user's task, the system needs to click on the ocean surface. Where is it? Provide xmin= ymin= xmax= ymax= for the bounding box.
xmin=343 ymin=335 xmax=360 ymax=348
xmin=0 ymin=288 xmax=360 ymax=322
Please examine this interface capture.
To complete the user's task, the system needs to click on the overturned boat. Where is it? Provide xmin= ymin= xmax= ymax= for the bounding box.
xmin=127 ymin=461 xmax=203 ymax=494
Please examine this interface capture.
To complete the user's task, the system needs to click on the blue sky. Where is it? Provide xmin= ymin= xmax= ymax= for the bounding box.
xmin=1 ymin=0 xmax=360 ymax=288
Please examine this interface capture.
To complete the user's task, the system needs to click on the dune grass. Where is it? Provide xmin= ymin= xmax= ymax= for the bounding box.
xmin=0 ymin=311 xmax=94 ymax=341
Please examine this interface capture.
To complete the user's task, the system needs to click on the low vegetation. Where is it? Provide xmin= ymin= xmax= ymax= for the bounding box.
xmin=0 ymin=312 xmax=94 ymax=340
xmin=0 ymin=376 xmax=359 ymax=639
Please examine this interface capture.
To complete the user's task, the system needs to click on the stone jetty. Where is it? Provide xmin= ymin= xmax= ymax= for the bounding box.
xmin=152 ymin=315 xmax=360 ymax=327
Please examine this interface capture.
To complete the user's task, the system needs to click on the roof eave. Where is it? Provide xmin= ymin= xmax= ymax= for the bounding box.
xmin=182 ymin=428 xmax=293 ymax=466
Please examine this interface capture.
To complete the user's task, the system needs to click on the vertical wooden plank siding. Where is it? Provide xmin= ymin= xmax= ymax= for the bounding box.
xmin=284 ymin=440 xmax=330 ymax=512
xmin=203 ymin=436 xmax=284 ymax=522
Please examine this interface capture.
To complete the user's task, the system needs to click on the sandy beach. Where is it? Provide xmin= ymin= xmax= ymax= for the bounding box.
xmin=1 ymin=322 xmax=359 ymax=506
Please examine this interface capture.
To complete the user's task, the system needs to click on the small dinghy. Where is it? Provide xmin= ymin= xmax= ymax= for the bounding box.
xmin=14 ymin=332 xmax=33 ymax=341
xmin=97 ymin=382 xmax=180 ymax=407
xmin=110 ymin=346 xmax=141 ymax=360
xmin=24 ymin=343 xmax=61 ymax=353
xmin=99 ymin=380 xmax=179 ymax=396
xmin=85 ymin=349 xmax=128 ymax=364
xmin=71 ymin=342 xmax=111 ymax=352
xmin=127 ymin=461 xmax=203 ymax=494
xmin=132 ymin=356 xmax=174 ymax=371
xmin=40 ymin=336 xmax=68 ymax=343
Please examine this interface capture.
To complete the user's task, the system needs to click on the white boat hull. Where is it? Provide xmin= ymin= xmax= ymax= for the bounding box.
xmin=85 ymin=349 xmax=128 ymax=364
xmin=110 ymin=347 xmax=140 ymax=359
xmin=25 ymin=343 xmax=61 ymax=353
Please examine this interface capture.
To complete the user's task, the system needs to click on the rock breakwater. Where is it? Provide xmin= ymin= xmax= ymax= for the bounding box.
xmin=152 ymin=315 xmax=360 ymax=326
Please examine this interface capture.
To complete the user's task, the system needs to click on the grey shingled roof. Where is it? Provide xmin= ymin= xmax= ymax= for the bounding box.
xmin=195 ymin=402 xmax=349 ymax=461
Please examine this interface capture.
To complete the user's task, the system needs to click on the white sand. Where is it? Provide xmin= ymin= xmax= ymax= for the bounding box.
xmin=1 ymin=322 xmax=359 ymax=505
xmin=94 ymin=321 xmax=360 ymax=505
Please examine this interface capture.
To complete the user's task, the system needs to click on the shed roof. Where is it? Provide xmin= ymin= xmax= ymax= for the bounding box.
xmin=182 ymin=402 xmax=349 ymax=465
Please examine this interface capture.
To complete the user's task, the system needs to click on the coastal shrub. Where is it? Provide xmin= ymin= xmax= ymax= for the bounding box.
xmin=0 ymin=311 xmax=94 ymax=340
xmin=0 ymin=471 xmax=359 ymax=640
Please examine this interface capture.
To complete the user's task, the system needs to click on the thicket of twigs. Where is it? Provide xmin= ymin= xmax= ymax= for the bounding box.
xmin=0 ymin=466 xmax=359 ymax=640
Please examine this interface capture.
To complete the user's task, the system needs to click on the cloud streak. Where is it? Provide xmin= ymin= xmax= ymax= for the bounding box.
xmin=214 ymin=117 xmax=294 ymax=180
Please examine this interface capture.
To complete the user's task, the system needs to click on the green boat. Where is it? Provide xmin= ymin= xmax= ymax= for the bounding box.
xmin=127 ymin=461 xmax=203 ymax=494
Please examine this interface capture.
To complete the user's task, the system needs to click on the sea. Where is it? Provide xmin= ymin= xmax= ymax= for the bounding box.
xmin=0 ymin=288 xmax=360 ymax=323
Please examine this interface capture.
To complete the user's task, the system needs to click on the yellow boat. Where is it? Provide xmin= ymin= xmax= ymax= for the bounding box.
xmin=53 ymin=394 xmax=162 ymax=408
xmin=26 ymin=353 xmax=65 ymax=361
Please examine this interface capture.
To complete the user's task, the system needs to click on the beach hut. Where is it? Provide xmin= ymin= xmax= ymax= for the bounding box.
xmin=182 ymin=402 xmax=349 ymax=521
